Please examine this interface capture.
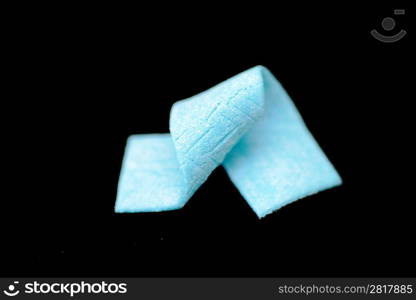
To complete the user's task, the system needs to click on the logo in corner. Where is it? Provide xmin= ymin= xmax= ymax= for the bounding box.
xmin=371 ymin=9 xmax=406 ymax=43
xmin=3 ymin=281 xmax=20 ymax=297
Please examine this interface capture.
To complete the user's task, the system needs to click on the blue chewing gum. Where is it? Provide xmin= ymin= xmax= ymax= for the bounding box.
xmin=115 ymin=66 xmax=342 ymax=218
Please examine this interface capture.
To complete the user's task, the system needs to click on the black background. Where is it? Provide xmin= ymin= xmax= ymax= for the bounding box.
xmin=2 ymin=4 xmax=414 ymax=277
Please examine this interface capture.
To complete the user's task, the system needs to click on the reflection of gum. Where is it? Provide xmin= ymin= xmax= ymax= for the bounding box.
xmin=115 ymin=66 xmax=342 ymax=218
